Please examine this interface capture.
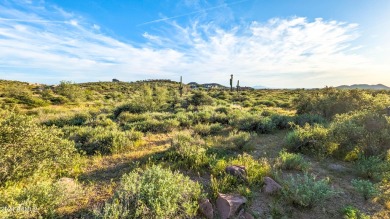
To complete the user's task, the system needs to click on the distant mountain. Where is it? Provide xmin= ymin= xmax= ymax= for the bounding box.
xmin=252 ymin=85 xmax=267 ymax=89
xmin=336 ymin=84 xmax=390 ymax=90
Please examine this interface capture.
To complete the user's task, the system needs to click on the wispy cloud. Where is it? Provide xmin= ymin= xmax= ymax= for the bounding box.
xmin=0 ymin=1 xmax=384 ymax=87
xmin=137 ymin=0 xmax=250 ymax=26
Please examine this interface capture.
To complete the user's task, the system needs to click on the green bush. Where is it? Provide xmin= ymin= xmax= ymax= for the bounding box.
xmin=65 ymin=126 xmax=142 ymax=155
xmin=285 ymin=124 xmax=334 ymax=157
xmin=42 ymin=112 xmax=92 ymax=127
xmin=342 ymin=205 xmax=370 ymax=219
xmin=277 ymin=149 xmax=310 ymax=171
xmin=330 ymin=111 xmax=390 ymax=158
xmin=193 ymin=123 xmax=223 ymax=136
xmin=0 ymin=111 xmax=78 ymax=184
xmin=125 ymin=118 xmax=179 ymax=133
xmin=294 ymin=88 xmax=372 ymax=119
xmin=188 ymin=91 xmax=214 ymax=107
xmin=98 ymin=165 xmax=204 ymax=218
xmin=351 ymin=179 xmax=378 ymax=200
xmin=355 ymin=156 xmax=389 ymax=180
xmin=294 ymin=114 xmax=326 ymax=127
xmin=282 ymin=173 xmax=336 ymax=208
xmin=224 ymin=131 xmax=254 ymax=151
xmin=167 ymin=132 xmax=212 ymax=171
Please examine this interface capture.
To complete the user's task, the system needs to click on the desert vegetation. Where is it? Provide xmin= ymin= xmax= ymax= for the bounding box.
xmin=0 ymin=79 xmax=389 ymax=218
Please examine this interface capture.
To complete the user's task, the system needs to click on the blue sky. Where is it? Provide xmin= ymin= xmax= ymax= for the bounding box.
xmin=0 ymin=0 xmax=389 ymax=88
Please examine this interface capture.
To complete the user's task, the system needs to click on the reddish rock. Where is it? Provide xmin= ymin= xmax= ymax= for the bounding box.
xmin=238 ymin=209 xmax=255 ymax=219
xmin=199 ymin=198 xmax=214 ymax=219
xmin=216 ymin=193 xmax=247 ymax=219
xmin=225 ymin=165 xmax=247 ymax=180
xmin=263 ymin=177 xmax=282 ymax=194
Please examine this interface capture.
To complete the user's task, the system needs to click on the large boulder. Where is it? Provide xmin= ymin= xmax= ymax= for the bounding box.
xmin=199 ymin=198 xmax=214 ymax=219
xmin=225 ymin=165 xmax=247 ymax=180
xmin=263 ymin=177 xmax=282 ymax=195
xmin=216 ymin=193 xmax=247 ymax=219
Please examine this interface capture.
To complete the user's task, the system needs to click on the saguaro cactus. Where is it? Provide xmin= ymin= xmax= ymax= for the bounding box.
xmin=230 ymin=74 xmax=233 ymax=92
xmin=179 ymin=76 xmax=183 ymax=97
xmin=236 ymin=80 xmax=240 ymax=92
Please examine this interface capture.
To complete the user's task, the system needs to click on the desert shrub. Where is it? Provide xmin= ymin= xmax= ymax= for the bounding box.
xmin=125 ymin=118 xmax=179 ymax=133
xmin=113 ymin=102 xmax=147 ymax=117
xmin=285 ymin=124 xmax=334 ymax=157
xmin=224 ymin=131 xmax=253 ymax=151
xmin=342 ymin=205 xmax=370 ymax=219
xmin=277 ymin=149 xmax=310 ymax=171
xmin=42 ymin=112 xmax=92 ymax=127
xmin=351 ymin=179 xmax=379 ymax=200
xmin=65 ymin=126 xmax=142 ymax=155
xmin=294 ymin=114 xmax=326 ymax=126
xmin=257 ymin=117 xmax=276 ymax=133
xmin=229 ymin=111 xmax=275 ymax=133
xmin=256 ymin=100 xmax=276 ymax=107
xmin=188 ymin=91 xmax=214 ymax=107
xmin=354 ymin=155 xmax=389 ymax=180
xmin=330 ymin=111 xmax=390 ymax=158
xmin=167 ymin=132 xmax=212 ymax=171
xmin=55 ymin=81 xmax=86 ymax=102
xmin=294 ymin=88 xmax=372 ymax=119
xmin=0 ymin=110 xmax=78 ymax=184
xmin=98 ymin=165 xmax=204 ymax=218
xmin=271 ymin=114 xmax=294 ymax=129
xmin=210 ymin=174 xmax=251 ymax=200
xmin=116 ymin=112 xmax=149 ymax=124
xmin=0 ymin=177 xmax=83 ymax=218
xmin=193 ymin=123 xmax=223 ymax=136
xmin=282 ymin=173 xmax=336 ymax=208
xmin=175 ymin=111 xmax=193 ymax=127
xmin=209 ymin=112 xmax=229 ymax=124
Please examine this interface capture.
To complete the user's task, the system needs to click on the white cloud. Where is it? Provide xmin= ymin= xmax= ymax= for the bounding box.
xmin=0 ymin=1 xmax=388 ymax=87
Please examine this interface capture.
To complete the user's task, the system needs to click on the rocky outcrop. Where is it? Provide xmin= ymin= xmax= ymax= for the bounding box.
xmin=199 ymin=198 xmax=214 ymax=219
xmin=216 ymin=193 xmax=247 ymax=219
xmin=263 ymin=177 xmax=282 ymax=195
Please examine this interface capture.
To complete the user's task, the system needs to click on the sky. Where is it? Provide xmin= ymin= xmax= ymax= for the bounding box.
xmin=0 ymin=0 xmax=389 ymax=88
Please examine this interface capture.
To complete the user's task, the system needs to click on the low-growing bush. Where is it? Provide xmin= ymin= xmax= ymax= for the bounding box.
xmin=193 ymin=123 xmax=223 ymax=136
xmin=0 ymin=111 xmax=78 ymax=184
xmin=64 ymin=126 xmax=142 ymax=155
xmin=282 ymin=173 xmax=337 ymax=208
xmin=351 ymin=179 xmax=378 ymax=200
xmin=97 ymin=165 xmax=204 ymax=218
xmin=224 ymin=131 xmax=253 ymax=151
xmin=355 ymin=155 xmax=389 ymax=180
xmin=342 ymin=205 xmax=370 ymax=219
xmin=42 ymin=112 xmax=92 ymax=127
xmin=167 ymin=132 xmax=212 ymax=171
xmin=285 ymin=124 xmax=334 ymax=157
xmin=125 ymin=118 xmax=179 ymax=133
xmin=277 ymin=149 xmax=310 ymax=171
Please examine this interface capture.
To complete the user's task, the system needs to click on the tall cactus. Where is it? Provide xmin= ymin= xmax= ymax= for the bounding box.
xmin=179 ymin=76 xmax=183 ymax=97
xmin=236 ymin=80 xmax=240 ymax=92
xmin=230 ymin=74 xmax=233 ymax=92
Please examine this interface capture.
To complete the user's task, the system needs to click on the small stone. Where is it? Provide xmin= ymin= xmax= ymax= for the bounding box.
xmin=238 ymin=209 xmax=255 ymax=219
xmin=199 ymin=198 xmax=214 ymax=219
xmin=216 ymin=193 xmax=247 ymax=219
xmin=263 ymin=177 xmax=282 ymax=195
xmin=225 ymin=165 xmax=247 ymax=180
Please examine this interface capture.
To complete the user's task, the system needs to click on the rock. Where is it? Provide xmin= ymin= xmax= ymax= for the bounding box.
xmin=237 ymin=209 xmax=255 ymax=219
xmin=263 ymin=177 xmax=282 ymax=194
xmin=216 ymin=193 xmax=247 ymax=219
xmin=199 ymin=198 xmax=214 ymax=219
xmin=225 ymin=165 xmax=247 ymax=180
